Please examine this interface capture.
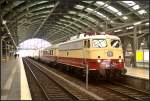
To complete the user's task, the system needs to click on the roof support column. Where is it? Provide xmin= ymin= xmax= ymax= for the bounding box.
xmin=0 ymin=35 xmax=2 ymax=67
xmin=121 ymin=37 xmax=132 ymax=67
xmin=132 ymin=26 xmax=138 ymax=67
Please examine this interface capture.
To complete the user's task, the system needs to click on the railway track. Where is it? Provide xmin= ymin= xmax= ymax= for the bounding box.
xmin=98 ymin=82 xmax=149 ymax=100
xmin=23 ymin=58 xmax=100 ymax=100
xmin=26 ymin=57 xmax=149 ymax=100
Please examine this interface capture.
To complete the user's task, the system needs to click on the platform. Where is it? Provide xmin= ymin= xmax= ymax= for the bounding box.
xmin=1 ymin=56 xmax=31 ymax=100
xmin=125 ymin=66 xmax=149 ymax=79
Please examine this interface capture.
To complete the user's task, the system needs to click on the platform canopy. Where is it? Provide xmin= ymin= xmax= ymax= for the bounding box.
xmin=0 ymin=0 xmax=149 ymax=46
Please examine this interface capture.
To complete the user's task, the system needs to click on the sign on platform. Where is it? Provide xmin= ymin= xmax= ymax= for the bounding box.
xmin=136 ymin=51 xmax=143 ymax=61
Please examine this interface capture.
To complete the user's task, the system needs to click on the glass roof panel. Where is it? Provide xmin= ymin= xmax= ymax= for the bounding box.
xmin=82 ymin=1 xmax=93 ymax=4
xmin=122 ymin=1 xmax=136 ymax=6
xmin=95 ymin=1 xmax=105 ymax=6
xmin=64 ymin=16 xmax=71 ymax=18
xmin=68 ymin=11 xmax=76 ymax=14
xmin=94 ymin=11 xmax=107 ymax=19
xmin=107 ymin=6 xmax=119 ymax=13
xmin=36 ymin=1 xmax=48 ymax=4
xmin=60 ymin=19 xmax=66 ymax=22
xmin=95 ymin=2 xmax=124 ymax=17
xmin=74 ymin=5 xmax=85 ymax=10
xmin=78 ymin=13 xmax=84 ymax=17
xmin=85 ymin=8 xmax=94 ymax=12
xmin=138 ymin=9 xmax=147 ymax=14
xmin=85 ymin=16 xmax=96 ymax=22
xmin=30 ymin=5 xmax=54 ymax=12
xmin=56 ymin=22 xmax=62 ymax=24
xmin=32 ymin=1 xmax=49 ymax=6
xmin=104 ymin=4 xmax=109 ymax=7
xmin=132 ymin=5 xmax=140 ymax=10
xmin=117 ymin=12 xmax=123 ymax=16
xmin=14 ymin=1 xmax=25 ymax=7
xmin=72 ymin=18 xmax=78 ymax=21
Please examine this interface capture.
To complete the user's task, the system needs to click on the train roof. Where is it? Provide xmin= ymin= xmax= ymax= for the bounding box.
xmin=44 ymin=34 xmax=121 ymax=49
xmin=44 ymin=43 xmax=61 ymax=50
xmin=70 ymin=34 xmax=120 ymax=40
xmin=60 ymin=34 xmax=120 ymax=45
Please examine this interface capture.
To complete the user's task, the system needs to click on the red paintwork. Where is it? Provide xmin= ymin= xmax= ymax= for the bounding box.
xmin=40 ymin=55 xmax=124 ymax=70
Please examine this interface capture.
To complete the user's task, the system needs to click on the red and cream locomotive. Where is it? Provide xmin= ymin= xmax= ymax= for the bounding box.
xmin=39 ymin=32 xmax=127 ymax=79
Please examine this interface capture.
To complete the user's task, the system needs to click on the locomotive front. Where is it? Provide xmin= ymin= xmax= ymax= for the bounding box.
xmin=86 ymin=35 xmax=127 ymax=78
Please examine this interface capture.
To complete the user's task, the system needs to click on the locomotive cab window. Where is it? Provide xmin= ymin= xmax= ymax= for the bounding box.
xmin=92 ymin=39 xmax=107 ymax=48
xmin=111 ymin=39 xmax=121 ymax=48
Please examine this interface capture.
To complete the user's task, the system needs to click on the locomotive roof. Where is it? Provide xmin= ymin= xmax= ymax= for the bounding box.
xmin=44 ymin=34 xmax=120 ymax=50
xmin=60 ymin=34 xmax=120 ymax=45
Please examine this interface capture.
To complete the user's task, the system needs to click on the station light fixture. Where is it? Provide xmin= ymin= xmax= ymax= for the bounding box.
xmin=138 ymin=30 xmax=142 ymax=34
xmin=133 ymin=21 xmax=142 ymax=25
xmin=141 ymin=42 xmax=144 ymax=46
xmin=122 ymin=16 xmax=128 ymax=20
xmin=8 ymin=32 xmax=11 ymax=34
xmin=110 ymin=20 xmax=114 ymax=23
xmin=2 ymin=20 xmax=7 ymax=25
xmin=145 ymin=22 xmax=149 ymax=25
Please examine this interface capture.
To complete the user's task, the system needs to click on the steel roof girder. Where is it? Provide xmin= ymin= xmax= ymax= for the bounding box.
xmin=46 ymin=24 xmax=77 ymax=39
xmin=31 ymin=1 xmax=60 ymax=38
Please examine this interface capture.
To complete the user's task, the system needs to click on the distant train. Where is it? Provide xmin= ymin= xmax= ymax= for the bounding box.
xmin=35 ymin=32 xmax=127 ymax=79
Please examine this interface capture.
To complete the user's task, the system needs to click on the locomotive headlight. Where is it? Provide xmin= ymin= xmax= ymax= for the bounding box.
xmin=119 ymin=59 xmax=122 ymax=62
xmin=97 ymin=59 xmax=101 ymax=63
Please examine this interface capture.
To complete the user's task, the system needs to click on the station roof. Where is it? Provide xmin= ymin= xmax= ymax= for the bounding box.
xmin=0 ymin=0 xmax=149 ymax=46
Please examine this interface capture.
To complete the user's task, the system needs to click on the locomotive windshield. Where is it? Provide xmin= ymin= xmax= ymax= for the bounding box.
xmin=92 ymin=39 xmax=107 ymax=48
xmin=111 ymin=39 xmax=121 ymax=48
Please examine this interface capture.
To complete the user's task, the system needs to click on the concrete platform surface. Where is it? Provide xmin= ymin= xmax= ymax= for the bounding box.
xmin=1 ymin=57 xmax=31 ymax=100
xmin=125 ymin=66 xmax=149 ymax=79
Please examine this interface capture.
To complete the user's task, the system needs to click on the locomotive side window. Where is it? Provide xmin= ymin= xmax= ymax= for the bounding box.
xmin=111 ymin=39 xmax=121 ymax=48
xmin=87 ymin=40 xmax=90 ymax=48
xmin=92 ymin=39 xmax=107 ymax=48
xmin=52 ymin=50 xmax=53 ymax=55
xmin=84 ymin=40 xmax=90 ymax=48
